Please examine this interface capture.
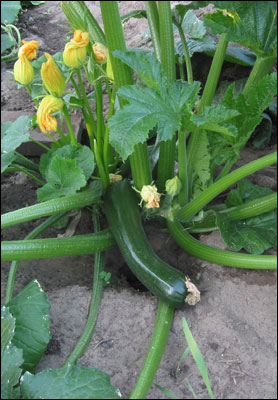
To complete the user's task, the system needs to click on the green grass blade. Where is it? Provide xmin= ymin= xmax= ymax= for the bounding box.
xmin=155 ymin=384 xmax=178 ymax=399
xmin=182 ymin=317 xmax=214 ymax=399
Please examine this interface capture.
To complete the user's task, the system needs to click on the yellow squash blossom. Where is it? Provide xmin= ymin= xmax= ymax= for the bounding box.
xmin=13 ymin=55 xmax=34 ymax=85
xmin=41 ymin=53 xmax=66 ymax=97
xmin=18 ymin=40 xmax=39 ymax=60
xmin=92 ymin=42 xmax=107 ymax=64
xmin=37 ymin=95 xmax=64 ymax=133
xmin=140 ymin=184 xmax=161 ymax=209
xmin=63 ymin=30 xmax=89 ymax=68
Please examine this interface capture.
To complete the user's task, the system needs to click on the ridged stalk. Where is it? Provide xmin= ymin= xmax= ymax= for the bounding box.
xmin=157 ymin=1 xmax=176 ymax=191
xmin=129 ymin=301 xmax=174 ymax=399
xmin=177 ymin=152 xmax=277 ymax=222
xmin=145 ymin=1 xmax=161 ymax=61
xmin=100 ymin=1 xmax=151 ymax=189
xmin=64 ymin=211 xmax=105 ymax=365
xmin=167 ymin=218 xmax=277 ymax=269
xmin=1 ymin=230 xmax=115 ymax=261
xmin=1 ymin=183 xmax=102 ymax=228
xmin=188 ymin=192 xmax=277 ymax=232
xmin=5 ymin=212 xmax=68 ymax=304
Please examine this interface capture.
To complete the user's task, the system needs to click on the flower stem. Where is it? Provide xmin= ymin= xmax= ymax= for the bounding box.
xmin=62 ymin=104 xmax=77 ymax=145
xmin=129 ymin=301 xmax=174 ymax=399
xmin=75 ymin=68 xmax=97 ymax=133
xmin=177 ymin=24 xmax=193 ymax=83
xmin=25 ymin=84 xmax=39 ymax=106
xmin=5 ymin=166 xmax=44 ymax=185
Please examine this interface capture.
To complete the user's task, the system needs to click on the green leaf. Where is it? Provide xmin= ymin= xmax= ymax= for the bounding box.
xmin=203 ymin=1 xmax=277 ymax=57
xmin=192 ymin=130 xmax=211 ymax=197
xmin=37 ymin=156 xmax=87 ymax=202
xmin=172 ymin=2 xmax=209 ymax=26
xmin=225 ymin=179 xmax=274 ymax=207
xmin=216 ymin=210 xmax=277 ymax=254
xmin=190 ymin=104 xmax=239 ymax=139
xmin=39 ymin=144 xmax=95 ymax=181
xmin=120 ymin=9 xmax=147 ymax=23
xmin=1 ymin=308 xmax=23 ymax=400
xmin=1 ymin=116 xmax=31 ymax=153
xmin=6 ymin=281 xmax=51 ymax=373
xmin=251 ymin=112 xmax=272 ymax=149
xmin=1 ymin=33 xmax=16 ymax=54
xmin=21 ymin=365 xmax=122 ymax=399
xmin=113 ymin=49 xmax=166 ymax=92
xmin=181 ymin=10 xmax=206 ymax=39
xmin=1 ymin=1 xmax=21 ymax=24
xmin=217 ymin=180 xmax=277 ymax=254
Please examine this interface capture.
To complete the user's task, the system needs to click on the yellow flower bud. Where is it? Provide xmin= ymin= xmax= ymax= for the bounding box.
xmin=140 ymin=184 xmax=161 ymax=209
xmin=18 ymin=40 xmax=39 ymax=60
xmin=63 ymin=30 xmax=89 ymax=68
xmin=37 ymin=95 xmax=64 ymax=133
xmin=41 ymin=53 xmax=66 ymax=97
xmin=165 ymin=176 xmax=182 ymax=197
xmin=13 ymin=55 xmax=34 ymax=85
xmin=92 ymin=42 xmax=107 ymax=64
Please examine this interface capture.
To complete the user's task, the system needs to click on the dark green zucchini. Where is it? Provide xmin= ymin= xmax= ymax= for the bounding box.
xmin=103 ymin=179 xmax=187 ymax=308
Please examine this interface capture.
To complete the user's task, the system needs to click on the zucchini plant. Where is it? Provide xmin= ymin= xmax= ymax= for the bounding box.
xmin=1 ymin=1 xmax=277 ymax=398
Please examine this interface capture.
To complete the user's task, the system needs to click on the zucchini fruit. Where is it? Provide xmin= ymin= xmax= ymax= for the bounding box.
xmin=103 ymin=179 xmax=187 ymax=308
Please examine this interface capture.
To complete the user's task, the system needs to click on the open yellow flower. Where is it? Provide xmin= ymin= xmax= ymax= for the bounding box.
xmin=13 ymin=55 xmax=34 ymax=85
xmin=63 ymin=30 xmax=89 ymax=68
xmin=37 ymin=95 xmax=64 ymax=133
xmin=140 ymin=184 xmax=161 ymax=209
xmin=18 ymin=40 xmax=39 ymax=60
xmin=92 ymin=42 xmax=107 ymax=64
xmin=41 ymin=53 xmax=66 ymax=97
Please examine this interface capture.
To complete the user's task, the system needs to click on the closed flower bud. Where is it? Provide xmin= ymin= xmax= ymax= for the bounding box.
xmin=13 ymin=55 xmax=34 ymax=85
xmin=109 ymin=173 xmax=122 ymax=183
xmin=165 ymin=176 xmax=182 ymax=197
xmin=41 ymin=53 xmax=66 ymax=97
xmin=140 ymin=184 xmax=161 ymax=209
xmin=18 ymin=40 xmax=39 ymax=60
xmin=92 ymin=42 xmax=107 ymax=64
xmin=37 ymin=95 xmax=64 ymax=133
xmin=63 ymin=30 xmax=89 ymax=68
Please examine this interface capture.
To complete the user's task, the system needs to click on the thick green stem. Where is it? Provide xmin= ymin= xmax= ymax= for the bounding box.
xmin=157 ymin=1 xmax=176 ymax=191
xmin=129 ymin=301 xmax=174 ymax=399
xmin=94 ymin=139 xmax=109 ymax=191
xmin=177 ymin=152 xmax=277 ymax=222
xmin=1 ymin=183 xmax=102 ymax=228
xmin=64 ymin=211 xmax=105 ymax=365
xmin=187 ymin=34 xmax=228 ymax=196
xmin=5 ymin=212 xmax=68 ymax=304
xmin=14 ymin=152 xmax=40 ymax=173
xmin=103 ymin=85 xmax=117 ymax=174
xmin=1 ymin=230 xmax=115 ymax=261
xmin=167 ymin=217 xmax=277 ymax=269
xmin=242 ymin=55 xmax=277 ymax=97
xmin=100 ymin=1 xmax=151 ymax=189
xmin=145 ymin=1 xmax=161 ymax=61
xmin=188 ymin=192 xmax=277 ymax=233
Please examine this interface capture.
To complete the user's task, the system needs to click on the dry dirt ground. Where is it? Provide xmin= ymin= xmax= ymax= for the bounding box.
xmin=1 ymin=2 xmax=277 ymax=399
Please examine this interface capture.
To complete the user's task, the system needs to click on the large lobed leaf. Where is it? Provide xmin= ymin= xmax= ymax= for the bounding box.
xmin=203 ymin=1 xmax=277 ymax=57
xmin=216 ymin=180 xmax=277 ymax=254
xmin=21 ymin=365 xmax=122 ymax=399
xmin=6 ymin=280 xmax=51 ymax=373
xmin=1 ymin=306 xmax=23 ymax=400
